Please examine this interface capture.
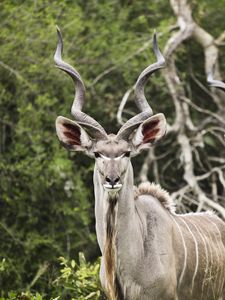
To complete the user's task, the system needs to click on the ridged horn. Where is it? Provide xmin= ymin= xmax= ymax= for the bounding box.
xmin=116 ymin=32 xmax=165 ymax=140
xmin=54 ymin=26 xmax=107 ymax=139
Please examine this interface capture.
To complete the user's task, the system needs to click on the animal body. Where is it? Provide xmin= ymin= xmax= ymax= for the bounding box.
xmin=54 ymin=27 xmax=225 ymax=299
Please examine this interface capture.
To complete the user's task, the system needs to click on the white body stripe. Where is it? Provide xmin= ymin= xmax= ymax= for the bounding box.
xmin=179 ymin=217 xmax=199 ymax=293
xmin=172 ymin=214 xmax=225 ymax=299
xmin=204 ymin=226 xmax=216 ymax=299
xmin=187 ymin=219 xmax=209 ymax=300
xmin=171 ymin=215 xmax=187 ymax=287
xmin=206 ymin=218 xmax=225 ymax=294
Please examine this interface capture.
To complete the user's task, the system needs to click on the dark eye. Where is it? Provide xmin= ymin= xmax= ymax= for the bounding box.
xmin=124 ymin=151 xmax=131 ymax=157
xmin=94 ymin=152 xmax=101 ymax=158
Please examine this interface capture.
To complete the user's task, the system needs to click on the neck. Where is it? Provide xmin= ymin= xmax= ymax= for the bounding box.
xmin=94 ymin=162 xmax=136 ymax=250
xmin=94 ymin=163 xmax=143 ymax=299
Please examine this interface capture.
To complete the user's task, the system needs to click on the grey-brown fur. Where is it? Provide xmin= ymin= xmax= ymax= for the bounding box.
xmin=92 ymin=149 xmax=225 ymax=299
xmin=104 ymin=195 xmax=124 ymax=300
xmin=134 ymin=182 xmax=176 ymax=213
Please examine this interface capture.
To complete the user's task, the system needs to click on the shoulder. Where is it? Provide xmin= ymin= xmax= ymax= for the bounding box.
xmin=134 ymin=182 xmax=176 ymax=213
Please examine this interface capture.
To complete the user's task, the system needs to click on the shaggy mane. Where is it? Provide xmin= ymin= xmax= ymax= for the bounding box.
xmin=134 ymin=182 xmax=176 ymax=213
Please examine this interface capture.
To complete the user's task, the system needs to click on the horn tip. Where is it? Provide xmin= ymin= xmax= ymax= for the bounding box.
xmin=207 ymin=72 xmax=213 ymax=84
xmin=153 ymin=30 xmax=157 ymax=44
xmin=153 ymin=30 xmax=159 ymax=53
xmin=56 ymin=25 xmax=63 ymax=46
xmin=54 ymin=25 xmax=63 ymax=62
xmin=207 ymin=64 xmax=216 ymax=83
xmin=152 ymin=30 xmax=165 ymax=65
xmin=56 ymin=25 xmax=62 ymax=39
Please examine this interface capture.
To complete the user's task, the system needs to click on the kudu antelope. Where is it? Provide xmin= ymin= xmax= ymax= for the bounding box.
xmin=54 ymin=27 xmax=225 ymax=300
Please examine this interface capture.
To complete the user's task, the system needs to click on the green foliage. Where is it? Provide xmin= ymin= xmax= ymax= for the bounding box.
xmin=53 ymin=253 xmax=104 ymax=300
xmin=0 ymin=253 xmax=104 ymax=299
xmin=0 ymin=291 xmax=43 ymax=300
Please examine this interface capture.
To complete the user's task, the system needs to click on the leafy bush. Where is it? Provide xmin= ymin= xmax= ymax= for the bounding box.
xmin=53 ymin=253 xmax=104 ymax=300
xmin=0 ymin=254 xmax=104 ymax=300
xmin=0 ymin=291 xmax=43 ymax=300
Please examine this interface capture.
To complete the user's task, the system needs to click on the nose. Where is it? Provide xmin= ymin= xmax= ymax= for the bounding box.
xmin=105 ymin=176 xmax=120 ymax=187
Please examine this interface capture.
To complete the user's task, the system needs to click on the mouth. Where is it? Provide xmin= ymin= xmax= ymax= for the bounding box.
xmin=103 ymin=183 xmax=122 ymax=192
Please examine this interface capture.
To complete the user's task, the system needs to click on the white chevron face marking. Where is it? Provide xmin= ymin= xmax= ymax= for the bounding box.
xmin=100 ymin=154 xmax=111 ymax=160
xmin=100 ymin=153 xmax=130 ymax=161
xmin=114 ymin=154 xmax=127 ymax=161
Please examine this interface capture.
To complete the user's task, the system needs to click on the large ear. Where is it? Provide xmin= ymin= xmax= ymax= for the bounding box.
xmin=132 ymin=113 xmax=167 ymax=152
xmin=55 ymin=116 xmax=93 ymax=152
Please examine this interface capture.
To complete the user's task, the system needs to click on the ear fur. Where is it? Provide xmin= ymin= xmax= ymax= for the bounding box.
xmin=132 ymin=113 xmax=166 ymax=151
xmin=55 ymin=116 xmax=92 ymax=152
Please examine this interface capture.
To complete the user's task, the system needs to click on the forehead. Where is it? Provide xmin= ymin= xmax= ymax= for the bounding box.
xmin=95 ymin=135 xmax=130 ymax=157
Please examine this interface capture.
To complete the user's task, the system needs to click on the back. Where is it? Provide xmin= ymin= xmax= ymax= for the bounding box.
xmin=172 ymin=212 xmax=225 ymax=300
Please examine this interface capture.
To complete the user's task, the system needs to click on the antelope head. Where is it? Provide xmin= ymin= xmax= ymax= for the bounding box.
xmin=55 ymin=27 xmax=166 ymax=193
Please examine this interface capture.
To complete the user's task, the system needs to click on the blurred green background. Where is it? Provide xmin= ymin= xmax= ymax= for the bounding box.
xmin=0 ymin=0 xmax=225 ymax=299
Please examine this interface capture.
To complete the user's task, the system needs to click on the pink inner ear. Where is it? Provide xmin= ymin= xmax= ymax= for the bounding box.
xmin=142 ymin=119 xmax=160 ymax=143
xmin=63 ymin=123 xmax=81 ymax=145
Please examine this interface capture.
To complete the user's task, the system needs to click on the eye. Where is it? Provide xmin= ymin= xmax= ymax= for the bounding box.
xmin=94 ymin=152 xmax=101 ymax=158
xmin=124 ymin=151 xmax=131 ymax=157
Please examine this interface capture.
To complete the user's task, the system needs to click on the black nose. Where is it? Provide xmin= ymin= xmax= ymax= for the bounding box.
xmin=105 ymin=176 xmax=120 ymax=187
